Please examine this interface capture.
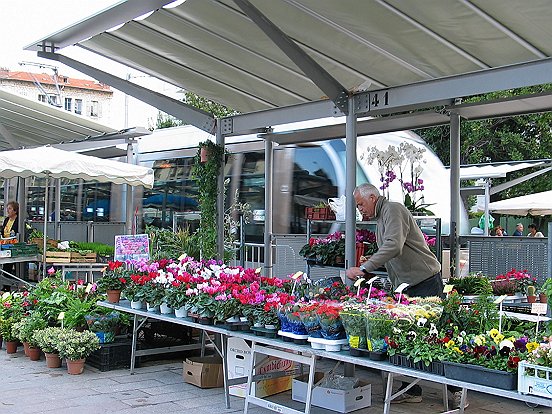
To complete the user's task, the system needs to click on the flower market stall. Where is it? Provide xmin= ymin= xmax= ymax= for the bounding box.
xmin=0 ymin=146 xmax=154 ymax=277
xmin=3 ymin=255 xmax=552 ymax=412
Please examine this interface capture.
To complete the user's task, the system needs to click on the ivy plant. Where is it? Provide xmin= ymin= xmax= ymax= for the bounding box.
xmin=191 ymin=140 xmax=226 ymax=260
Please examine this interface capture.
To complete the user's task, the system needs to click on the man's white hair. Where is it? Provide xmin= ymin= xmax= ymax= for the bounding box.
xmin=354 ymin=183 xmax=380 ymax=198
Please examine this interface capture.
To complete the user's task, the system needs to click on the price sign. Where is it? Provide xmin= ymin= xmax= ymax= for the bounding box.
xmin=395 ymin=283 xmax=409 ymax=294
xmin=494 ymin=295 xmax=508 ymax=304
xmin=291 ymin=271 xmax=303 ymax=280
xmin=532 ymin=303 xmax=548 ymax=315
xmin=57 ymin=312 xmax=65 ymax=320
xmin=354 ymin=277 xmax=365 ymax=287
xmin=2 ymin=292 xmax=10 ymax=300
xmin=255 ymin=267 xmax=262 ymax=274
xmin=443 ymin=284 xmax=454 ymax=294
xmin=178 ymin=253 xmax=188 ymax=261
xmin=85 ymin=284 xmax=93 ymax=293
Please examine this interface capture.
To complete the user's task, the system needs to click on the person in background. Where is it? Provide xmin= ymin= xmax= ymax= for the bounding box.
xmin=527 ymin=223 xmax=544 ymax=238
xmin=494 ymin=226 xmax=505 ymax=236
xmin=345 ymin=183 xmax=467 ymax=408
xmin=2 ymin=201 xmax=19 ymax=239
xmin=512 ymin=223 xmax=524 ymax=236
xmin=1 ymin=201 xmax=19 ymax=278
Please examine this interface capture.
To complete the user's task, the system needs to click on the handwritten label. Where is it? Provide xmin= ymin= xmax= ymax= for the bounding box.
xmin=291 ymin=271 xmax=303 ymax=280
xmin=178 ymin=253 xmax=187 ymax=261
xmin=85 ymin=284 xmax=93 ymax=293
xmin=395 ymin=283 xmax=409 ymax=294
xmin=1 ymin=292 xmax=10 ymax=300
xmin=367 ymin=276 xmax=379 ymax=284
xmin=354 ymin=277 xmax=365 ymax=287
xmin=494 ymin=295 xmax=508 ymax=304
xmin=255 ymin=267 xmax=262 ymax=274
xmin=532 ymin=303 xmax=548 ymax=315
xmin=443 ymin=284 xmax=454 ymax=294
xmin=57 ymin=312 xmax=65 ymax=320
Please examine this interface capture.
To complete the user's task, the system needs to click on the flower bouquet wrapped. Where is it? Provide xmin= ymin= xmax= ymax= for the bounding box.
xmin=365 ymin=309 xmax=394 ymax=352
xmin=283 ymin=303 xmax=308 ymax=335
xmin=316 ymin=302 xmax=345 ymax=340
xmin=298 ymin=302 xmax=322 ymax=337
xmin=339 ymin=303 xmax=367 ymax=349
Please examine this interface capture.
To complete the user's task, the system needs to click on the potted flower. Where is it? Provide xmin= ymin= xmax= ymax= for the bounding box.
xmin=12 ymin=313 xmax=47 ymax=360
xmin=339 ymin=303 xmax=368 ymax=351
xmin=315 ymin=302 xmax=345 ymax=339
xmin=55 ymin=329 xmax=101 ymax=375
xmin=141 ymin=281 xmax=165 ymax=312
xmin=32 ymin=327 xmax=65 ymax=368
xmin=0 ymin=317 xmax=19 ymax=354
xmin=97 ymin=261 xmax=128 ymax=303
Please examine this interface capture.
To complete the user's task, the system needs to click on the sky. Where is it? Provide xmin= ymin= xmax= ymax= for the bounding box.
xmin=0 ymin=0 xmax=182 ymax=129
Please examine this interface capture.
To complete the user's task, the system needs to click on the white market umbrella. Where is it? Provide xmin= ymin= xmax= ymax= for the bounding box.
xmin=0 ymin=146 xmax=154 ymax=276
xmin=487 ymin=190 xmax=552 ymax=216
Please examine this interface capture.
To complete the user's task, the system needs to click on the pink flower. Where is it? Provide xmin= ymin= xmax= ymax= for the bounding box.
xmin=47 ymin=267 xmax=55 ymax=275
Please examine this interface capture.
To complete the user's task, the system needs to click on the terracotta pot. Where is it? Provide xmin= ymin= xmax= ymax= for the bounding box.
xmin=45 ymin=352 xmax=62 ymax=368
xmin=106 ymin=289 xmax=121 ymax=304
xmin=66 ymin=358 xmax=86 ymax=375
xmin=200 ymin=146 xmax=209 ymax=163
xmin=23 ymin=341 xmax=30 ymax=357
xmin=527 ymin=295 xmax=537 ymax=303
xmin=28 ymin=347 xmax=41 ymax=361
xmin=5 ymin=341 xmax=18 ymax=354
xmin=539 ymin=293 xmax=548 ymax=303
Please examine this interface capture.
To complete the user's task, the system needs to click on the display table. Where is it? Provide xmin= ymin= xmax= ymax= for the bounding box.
xmin=98 ymin=301 xmax=552 ymax=414
xmin=0 ymin=254 xmax=40 ymax=288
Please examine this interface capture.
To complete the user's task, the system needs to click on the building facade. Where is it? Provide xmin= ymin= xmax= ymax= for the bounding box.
xmin=0 ymin=69 xmax=113 ymax=125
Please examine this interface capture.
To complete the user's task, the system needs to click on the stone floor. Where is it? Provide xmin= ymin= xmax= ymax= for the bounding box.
xmin=1 ymin=347 xmax=551 ymax=414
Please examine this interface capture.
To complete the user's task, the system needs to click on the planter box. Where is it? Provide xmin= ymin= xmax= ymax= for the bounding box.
xmin=292 ymin=372 xmax=371 ymax=413
xmin=183 ymin=356 xmax=223 ymax=388
xmin=45 ymin=251 xmax=97 ymax=263
xmin=389 ymin=354 xmax=444 ymax=376
xmin=443 ymin=361 xmax=517 ymax=390
xmin=518 ymin=361 xmax=552 ymax=398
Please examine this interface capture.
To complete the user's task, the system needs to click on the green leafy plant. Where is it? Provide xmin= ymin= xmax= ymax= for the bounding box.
xmin=448 ymin=272 xmax=493 ymax=296
xmin=0 ymin=317 xmax=18 ymax=342
xmin=12 ymin=313 xmax=47 ymax=346
xmin=191 ymin=140 xmax=227 ymax=260
xmin=147 ymin=225 xmax=200 ymax=260
xmin=32 ymin=327 xmax=65 ymax=354
xmin=63 ymin=296 xmax=98 ymax=329
xmin=55 ymin=329 xmax=101 ymax=361
xmin=97 ymin=261 xmax=128 ymax=292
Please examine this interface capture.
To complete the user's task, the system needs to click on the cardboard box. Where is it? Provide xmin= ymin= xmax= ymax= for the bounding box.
xmin=183 ymin=356 xmax=223 ymax=388
xmin=227 ymin=337 xmax=295 ymax=398
xmin=292 ymin=373 xmax=371 ymax=413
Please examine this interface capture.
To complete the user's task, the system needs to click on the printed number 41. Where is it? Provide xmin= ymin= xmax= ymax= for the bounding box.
xmin=371 ymin=91 xmax=389 ymax=108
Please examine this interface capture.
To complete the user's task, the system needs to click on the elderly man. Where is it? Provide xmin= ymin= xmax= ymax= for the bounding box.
xmin=346 ymin=183 xmax=467 ymax=407
xmin=512 ymin=223 xmax=524 ymax=236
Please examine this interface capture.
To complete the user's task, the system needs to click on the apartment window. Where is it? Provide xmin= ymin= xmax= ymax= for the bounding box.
xmin=38 ymin=94 xmax=46 ymax=103
xmin=64 ymin=98 xmax=72 ymax=112
xmin=48 ymin=94 xmax=59 ymax=106
xmin=74 ymin=99 xmax=82 ymax=115
xmin=90 ymin=100 xmax=99 ymax=117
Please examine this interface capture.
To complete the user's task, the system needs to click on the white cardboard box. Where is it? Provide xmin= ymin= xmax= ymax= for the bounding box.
xmin=227 ymin=337 xmax=295 ymax=398
xmin=292 ymin=373 xmax=372 ymax=413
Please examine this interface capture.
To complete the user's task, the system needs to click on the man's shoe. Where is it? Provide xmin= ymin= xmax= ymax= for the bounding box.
xmin=451 ymin=390 xmax=470 ymax=409
xmin=391 ymin=392 xmax=422 ymax=404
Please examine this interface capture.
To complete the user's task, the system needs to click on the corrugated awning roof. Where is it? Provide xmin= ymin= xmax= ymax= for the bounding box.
xmin=0 ymin=88 xmax=116 ymax=151
xmin=25 ymin=0 xmax=552 ymax=115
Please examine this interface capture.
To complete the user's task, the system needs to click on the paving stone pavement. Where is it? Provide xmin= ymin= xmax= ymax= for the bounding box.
xmin=1 ymin=347 xmax=551 ymax=414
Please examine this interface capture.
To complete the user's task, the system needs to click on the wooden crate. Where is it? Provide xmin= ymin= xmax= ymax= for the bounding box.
xmin=45 ymin=251 xmax=97 ymax=263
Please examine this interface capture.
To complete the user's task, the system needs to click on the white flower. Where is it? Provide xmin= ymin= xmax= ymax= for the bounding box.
xmin=429 ymin=323 xmax=438 ymax=335
xmin=499 ymin=339 xmax=515 ymax=350
xmin=416 ymin=317 xmax=427 ymax=327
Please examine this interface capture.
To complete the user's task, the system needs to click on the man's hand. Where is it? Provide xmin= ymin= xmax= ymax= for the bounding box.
xmin=346 ymin=266 xmax=364 ymax=281
xmin=358 ymin=255 xmax=372 ymax=265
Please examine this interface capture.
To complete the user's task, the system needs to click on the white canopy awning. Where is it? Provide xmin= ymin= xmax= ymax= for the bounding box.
xmin=0 ymin=146 xmax=154 ymax=188
xmin=459 ymin=162 xmax=547 ymax=180
xmin=488 ymin=190 xmax=552 ymax=216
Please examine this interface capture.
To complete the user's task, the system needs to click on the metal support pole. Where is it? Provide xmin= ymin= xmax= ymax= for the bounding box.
xmin=42 ymin=176 xmax=49 ymax=279
xmin=345 ymin=95 xmax=357 ymax=283
xmin=55 ymin=179 xmax=61 ymax=240
xmin=239 ymin=214 xmax=245 ymax=268
xmin=344 ymin=95 xmax=356 ymax=378
xmin=264 ymin=137 xmax=274 ymax=277
xmin=484 ymin=179 xmax=490 ymax=236
xmin=125 ymin=140 xmax=134 ymax=235
xmin=216 ymin=121 xmax=225 ymax=260
xmin=450 ymin=112 xmax=461 ymax=278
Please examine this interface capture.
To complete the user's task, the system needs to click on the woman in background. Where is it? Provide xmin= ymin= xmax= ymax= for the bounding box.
xmin=2 ymin=201 xmax=19 ymax=239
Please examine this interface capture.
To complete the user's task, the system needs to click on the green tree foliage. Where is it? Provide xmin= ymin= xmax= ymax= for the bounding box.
xmin=415 ymin=84 xmax=552 ymax=201
xmin=154 ymin=92 xmax=238 ymax=130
